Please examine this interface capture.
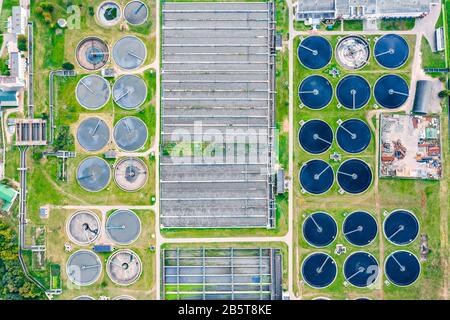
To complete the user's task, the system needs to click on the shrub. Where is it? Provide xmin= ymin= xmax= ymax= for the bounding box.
xmin=62 ymin=62 xmax=74 ymax=70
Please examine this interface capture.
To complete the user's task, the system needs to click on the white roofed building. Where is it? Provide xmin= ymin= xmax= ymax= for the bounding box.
xmin=295 ymin=0 xmax=439 ymax=21
xmin=7 ymin=6 xmax=28 ymax=35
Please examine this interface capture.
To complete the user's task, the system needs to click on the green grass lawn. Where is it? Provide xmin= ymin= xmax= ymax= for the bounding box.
xmin=421 ymin=37 xmax=446 ymax=69
xmin=378 ymin=19 xmax=415 ymax=31
xmin=343 ymin=20 xmax=363 ymax=31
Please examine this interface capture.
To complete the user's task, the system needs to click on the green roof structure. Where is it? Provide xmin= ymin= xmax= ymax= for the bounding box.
xmin=0 ymin=184 xmax=18 ymax=212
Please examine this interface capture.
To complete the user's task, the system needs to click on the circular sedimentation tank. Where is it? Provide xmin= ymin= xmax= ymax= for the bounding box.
xmin=299 ymin=159 xmax=334 ymax=195
xmin=336 ymin=36 xmax=370 ymax=70
xmin=302 ymin=212 xmax=337 ymax=248
xmin=336 ymin=75 xmax=371 ymax=110
xmin=344 ymin=251 xmax=379 ymax=288
xmin=374 ymin=74 xmax=409 ymax=109
xmin=124 ymin=1 xmax=148 ymax=25
xmin=77 ymin=157 xmax=111 ymax=192
xmin=106 ymin=209 xmax=141 ymax=245
xmin=298 ymin=75 xmax=333 ymax=110
xmin=112 ymin=75 xmax=147 ymax=110
xmin=76 ymin=37 xmax=110 ymax=71
xmin=336 ymin=119 xmax=371 ymax=154
xmin=343 ymin=211 xmax=378 ymax=247
xmin=73 ymin=295 xmax=95 ymax=300
xmin=113 ymin=36 xmax=146 ymax=70
xmin=383 ymin=210 xmax=419 ymax=246
xmin=97 ymin=1 xmax=122 ymax=26
xmin=385 ymin=251 xmax=420 ymax=287
xmin=107 ymin=249 xmax=142 ymax=286
xmin=301 ymin=252 xmax=337 ymax=289
xmin=114 ymin=157 xmax=148 ymax=192
xmin=77 ymin=117 xmax=111 ymax=152
xmin=113 ymin=116 xmax=148 ymax=152
xmin=374 ymin=34 xmax=409 ymax=69
xmin=298 ymin=119 xmax=333 ymax=155
xmin=76 ymin=75 xmax=111 ymax=110
xmin=113 ymin=295 xmax=136 ymax=300
xmin=67 ymin=210 xmax=101 ymax=245
xmin=337 ymin=159 xmax=372 ymax=194
xmin=66 ymin=250 xmax=102 ymax=286
xmin=297 ymin=36 xmax=332 ymax=70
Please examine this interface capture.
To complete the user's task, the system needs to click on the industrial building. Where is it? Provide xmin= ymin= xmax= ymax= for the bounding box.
xmin=160 ymin=2 xmax=277 ymax=228
xmin=15 ymin=119 xmax=47 ymax=146
xmin=295 ymin=0 xmax=438 ymax=22
xmin=161 ymin=248 xmax=283 ymax=300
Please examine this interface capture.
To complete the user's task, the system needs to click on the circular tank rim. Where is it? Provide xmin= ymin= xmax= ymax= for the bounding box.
xmin=384 ymin=250 xmax=421 ymax=287
xmin=124 ymin=1 xmax=149 ymax=26
xmin=75 ymin=74 xmax=111 ymax=110
xmin=336 ymin=158 xmax=373 ymax=195
xmin=76 ymin=116 xmax=111 ymax=152
xmin=112 ymin=35 xmax=147 ymax=70
xmin=297 ymin=36 xmax=333 ymax=70
xmin=96 ymin=1 xmax=123 ymax=27
xmin=106 ymin=209 xmax=142 ymax=245
xmin=113 ymin=116 xmax=149 ymax=152
xmin=66 ymin=249 xmax=103 ymax=286
xmin=336 ymin=74 xmax=372 ymax=110
xmin=75 ymin=36 xmax=110 ymax=71
xmin=66 ymin=210 xmax=102 ymax=246
xmin=301 ymin=252 xmax=338 ymax=290
xmin=298 ymin=75 xmax=334 ymax=110
xmin=342 ymin=210 xmax=378 ymax=247
xmin=112 ymin=74 xmax=148 ymax=110
xmin=374 ymin=34 xmax=410 ymax=70
xmin=106 ymin=249 xmax=143 ymax=286
xmin=336 ymin=118 xmax=373 ymax=155
xmin=382 ymin=209 xmax=420 ymax=246
xmin=302 ymin=211 xmax=338 ymax=248
xmin=298 ymin=119 xmax=334 ymax=155
xmin=76 ymin=156 xmax=112 ymax=193
xmin=373 ymin=74 xmax=409 ymax=109
xmin=299 ymin=159 xmax=335 ymax=196
xmin=335 ymin=35 xmax=371 ymax=70
xmin=113 ymin=157 xmax=149 ymax=192
xmin=343 ymin=251 xmax=380 ymax=288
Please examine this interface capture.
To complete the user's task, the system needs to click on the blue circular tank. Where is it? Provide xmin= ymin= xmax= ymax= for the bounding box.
xmin=298 ymin=75 xmax=333 ymax=110
xmin=336 ymin=75 xmax=371 ymax=110
xmin=301 ymin=252 xmax=337 ymax=289
xmin=337 ymin=159 xmax=372 ymax=194
xmin=344 ymin=252 xmax=379 ymax=288
xmin=383 ymin=210 xmax=419 ymax=246
xmin=374 ymin=75 xmax=409 ymax=109
xmin=336 ymin=119 xmax=371 ymax=154
xmin=303 ymin=212 xmax=338 ymax=247
xmin=343 ymin=211 xmax=378 ymax=246
xmin=299 ymin=120 xmax=333 ymax=154
xmin=375 ymin=34 xmax=409 ymax=69
xmin=298 ymin=36 xmax=332 ymax=70
xmin=385 ymin=251 xmax=420 ymax=286
xmin=300 ymin=160 xmax=334 ymax=195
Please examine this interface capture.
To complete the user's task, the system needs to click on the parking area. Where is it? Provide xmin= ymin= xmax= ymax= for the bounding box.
xmin=160 ymin=2 xmax=276 ymax=228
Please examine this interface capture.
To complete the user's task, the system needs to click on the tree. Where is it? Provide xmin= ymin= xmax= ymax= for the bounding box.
xmin=438 ymin=90 xmax=450 ymax=99
xmin=17 ymin=35 xmax=27 ymax=52
xmin=0 ymin=222 xmax=44 ymax=300
xmin=62 ymin=62 xmax=74 ymax=70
